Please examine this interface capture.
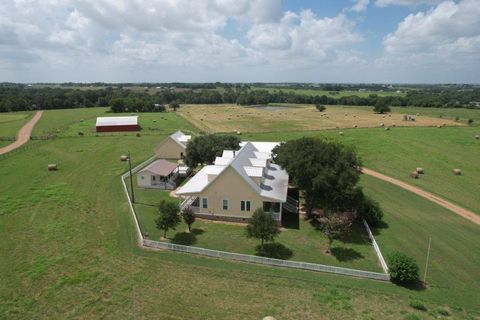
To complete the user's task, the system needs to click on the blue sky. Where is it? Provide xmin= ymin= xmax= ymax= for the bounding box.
xmin=0 ymin=0 xmax=478 ymax=83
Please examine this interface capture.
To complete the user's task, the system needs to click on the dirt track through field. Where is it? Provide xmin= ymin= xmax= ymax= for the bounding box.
xmin=0 ymin=111 xmax=43 ymax=155
xmin=362 ymin=167 xmax=480 ymax=225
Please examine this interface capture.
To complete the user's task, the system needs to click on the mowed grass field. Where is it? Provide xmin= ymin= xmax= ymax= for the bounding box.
xmin=243 ymin=126 xmax=480 ymax=215
xmin=178 ymin=104 xmax=459 ymax=133
xmin=129 ymin=179 xmax=382 ymax=272
xmin=1 ymin=135 xmax=479 ymax=318
xmin=33 ymin=107 xmax=198 ymax=137
xmin=0 ymin=112 xmax=33 ymax=147
xmin=0 ymin=108 xmax=479 ymax=318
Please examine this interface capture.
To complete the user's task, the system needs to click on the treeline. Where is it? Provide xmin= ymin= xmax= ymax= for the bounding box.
xmin=1 ymin=85 xmax=479 ymax=113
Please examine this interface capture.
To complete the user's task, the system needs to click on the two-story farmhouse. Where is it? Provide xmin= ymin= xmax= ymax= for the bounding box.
xmin=176 ymin=141 xmax=296 ymax=222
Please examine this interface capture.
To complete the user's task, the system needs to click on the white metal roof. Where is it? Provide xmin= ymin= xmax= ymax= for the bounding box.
xmin=222 ymin=150 xmax=235 ymax=158
xmin=240 ymin=141 xmax=280 ymax=153
xmin=96 ymin=116 xmax=138 ymax=126
xmin=170 ymin=130 xmax=192 ymax=148
xmin=177 ymin=141 xmax=288 ymax=202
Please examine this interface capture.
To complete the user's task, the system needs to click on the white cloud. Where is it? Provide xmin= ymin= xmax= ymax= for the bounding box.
xmin=375 ymin=0 xmax=445 ymax=7
xmin=351 ymin=0 xmax=370 ymax=12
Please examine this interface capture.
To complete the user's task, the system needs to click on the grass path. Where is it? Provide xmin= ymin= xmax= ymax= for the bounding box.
xmin=0 ymin=111 xmax=43 ymax=155
xmin=362 ymin=167 xmax=480 ymax=225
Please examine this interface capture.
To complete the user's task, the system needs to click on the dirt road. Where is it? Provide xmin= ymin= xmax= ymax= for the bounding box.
xmin=0 ymin=111 xmax=43 ymax=155
xmin=362 ymin=167 xmax=480 ymax=225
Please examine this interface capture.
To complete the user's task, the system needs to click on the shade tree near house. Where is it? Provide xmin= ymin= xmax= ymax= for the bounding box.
xmin=272 ymin=137 xmax=362 ymax=216
xmin=155 ymin=200 xmax=181 ymax=239
xmin=184 ymin=134 xmax=241 ymax=168
xmin=245 ymin=208 xmax=280 ymax=253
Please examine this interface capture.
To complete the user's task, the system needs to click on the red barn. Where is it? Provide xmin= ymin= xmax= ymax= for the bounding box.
xmin=96 ymin=116 xmax=140 ymax=132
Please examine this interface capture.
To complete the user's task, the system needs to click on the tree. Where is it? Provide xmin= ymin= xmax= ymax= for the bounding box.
xmin=110 ymin=98 xmax=126 ymax=113
xmin=387 ymin=251 xmax=420 ymax=284
xmin=315 ymin=104 xmax=326 ymax=112
xmin=181 ymin=206 xmax=196 ymax=232
xmin=358 ymin=194 xmax=384 ymax=226
xmin=319 ymin=214 xmax=352 ymax=253
xmin=170 ymin=101 xmax=180 ymax=111
xmin=245 ymin=208 xmax=280 ymax=252
xmin=374 ymin=98 xmax=391 ymax=114
xmin=155 ymin=200 xmax=181 ymax=239
xmin=273 ymin=137 xmax=362 ymax=216
xmin=185 ymin=134 xmax=241 ymax=168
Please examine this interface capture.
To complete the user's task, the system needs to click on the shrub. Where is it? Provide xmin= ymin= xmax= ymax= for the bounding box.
xmin=437 ymin=308 xmax=450 ymax=316
xmin=468 ymin=118 xmax=474 ymax=125
xmin=409 ymin=300 xmax=427 ymax=311
xmin=358 ymin=195 xmax=383 ymax=226
xmin=388 ymin=251 xmax=420 ymax=284
xmin=315 ymin=104 xmax=326 ymax=112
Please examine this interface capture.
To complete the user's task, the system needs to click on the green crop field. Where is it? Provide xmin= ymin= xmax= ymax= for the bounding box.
xmin=0 ymin=112 xmax=33 ymax=147
xmin=1 ymin=108 xmax=479 ymax=319
xmin=243 ymin=126 xmax=480 ymax=215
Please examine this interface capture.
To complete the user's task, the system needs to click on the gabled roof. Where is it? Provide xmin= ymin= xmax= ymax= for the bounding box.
xmin=169 ymin=130 xmax=191 ymax=149
xmin=177 ymin=141 xmax=288 ymax=202
xmin=139 ymin=159 xmax=178 ymax=177
xmin=96 ymin=116 xmax=138 ymax=126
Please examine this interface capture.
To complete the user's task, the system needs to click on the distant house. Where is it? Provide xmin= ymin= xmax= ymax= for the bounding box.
xmin=155 ymin=130 xmax=191 ymax=159
xmin=176 ymin=141 xmax=296 ymax=222
xmin=137 ymin=159 xmax=179 ymax=190
xmin=96 ymin=116 xmax=139 ymax=132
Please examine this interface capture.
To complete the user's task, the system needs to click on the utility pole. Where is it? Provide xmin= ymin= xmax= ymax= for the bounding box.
xmin=423 ymin=237 xmax=431 ymax=283
xmin=128 ymin=151 xmax=135 ymax=203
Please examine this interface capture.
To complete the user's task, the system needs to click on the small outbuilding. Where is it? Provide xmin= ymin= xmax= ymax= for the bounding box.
xmin=137 ymin=159 xmax=179 ymax=189
xmin=155 ymin=130 xmax=191 ymax=159
xmin=96 ymin=116 xmax=139 ymax=132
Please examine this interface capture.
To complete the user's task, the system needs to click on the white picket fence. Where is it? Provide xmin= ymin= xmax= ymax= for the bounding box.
xmin=121 ymin=157 xmax=390 ymax=281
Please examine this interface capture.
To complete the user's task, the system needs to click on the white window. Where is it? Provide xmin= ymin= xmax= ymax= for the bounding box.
xmin=202 ymin=197 xmax=208 ymax=209
xmin=241 ymin=200 xmax=251 ymax=212
xmin=222 ymin=199 xmax=229 ymax=210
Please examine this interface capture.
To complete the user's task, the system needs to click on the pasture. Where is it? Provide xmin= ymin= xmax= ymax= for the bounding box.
xmin=244 ymin=126 xmax=480 ymax=215
xmin=177 ymin=104 xmax=459 ymax=133
xmin=0 ymin=108 xmax=479 ymax=319
xmin=0 ymin=112 xmax=33 ymax=146
xmin=252 ymin=86 xmax=406 ymax=98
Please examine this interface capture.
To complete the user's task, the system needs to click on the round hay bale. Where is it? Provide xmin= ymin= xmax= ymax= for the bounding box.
xmin=416 ymin=167 xmax=424 ymax=174
xmin=48 ymin=164 xmax=58 ymax=171
xmin=120 ymin=155 xmax=128 ymax=161
xmin=475 ymin=135 xmax=479 ymax=140
xmin=436 ymin=125 xmax=442 ymax=128
xmin=382 ymin=115 xmax=386 ymax=118
xmin=345 ymin=113 xmax=348 ymax=116
xmin=379 ymin=123 xmax=384 ymax=127
xmin=388 ymin=114 xmax=392 ymax=117
xmin=410 ymin=171 xmax=419 ymax=179
xmin=452 ymin=169 xmax=462 ymax=175
xmin=353 ymin=124 xmax=357 ymax=128
xmin=80 ymin=118 xmax=84 ymax=122
xmin=339 ymin=131 xmax=344 ymax=136
xmin=385 ymin=127 xmax=390 ymax=131
xmin=392 ymin=123 xmax=396 ymax=127
xmin=78 ymin=131 xmax=84 ymax=136
xmin=236 ymin=131 xmax=242 ymax=135
xmin=263 ymin=317 xmax=276 ymax=320
xmin=153 ymin=120 xmax=157 ymax=123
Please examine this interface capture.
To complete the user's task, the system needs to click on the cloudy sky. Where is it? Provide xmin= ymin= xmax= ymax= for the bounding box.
xmin=0 ymin=0 xmax=479 ymax=83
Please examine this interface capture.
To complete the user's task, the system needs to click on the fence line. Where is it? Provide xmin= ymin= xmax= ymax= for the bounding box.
xmin=363 ymin=219 xmax=389 ymax=274
xmin=121 ymin=156 xmax=390 ymax=281
xmin=143 ymin=239 xmax=390 ymax=281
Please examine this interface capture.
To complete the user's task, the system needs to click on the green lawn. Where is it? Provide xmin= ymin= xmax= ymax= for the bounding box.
xmin=1 ymin=107 xmax=479 ymax=319
xmin=244 ymin=126 xmax=480 ymax=215
xmin=391 ymin=106 xmax=480 ymax=125
xmin=0 ymin=112 xmax=33 ymax=147
xmin=129 ymin=177 xmax=381 ymax=272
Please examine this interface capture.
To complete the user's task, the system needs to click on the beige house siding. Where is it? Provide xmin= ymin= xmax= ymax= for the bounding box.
xmin=155 ymin=138 xmax=185 ymax=159
xmin=196 ymin=167 xmax=268 ymax=219
xmin=137 ymin=172 xmax=151 ymax=188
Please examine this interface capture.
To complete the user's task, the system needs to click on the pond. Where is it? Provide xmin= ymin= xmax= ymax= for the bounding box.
xmin=247 ymin=105 xmax=291 ymax=111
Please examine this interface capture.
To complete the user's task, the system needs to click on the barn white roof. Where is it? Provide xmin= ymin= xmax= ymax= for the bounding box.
xmin=96 ymin=116 xmax=138 ymax=126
